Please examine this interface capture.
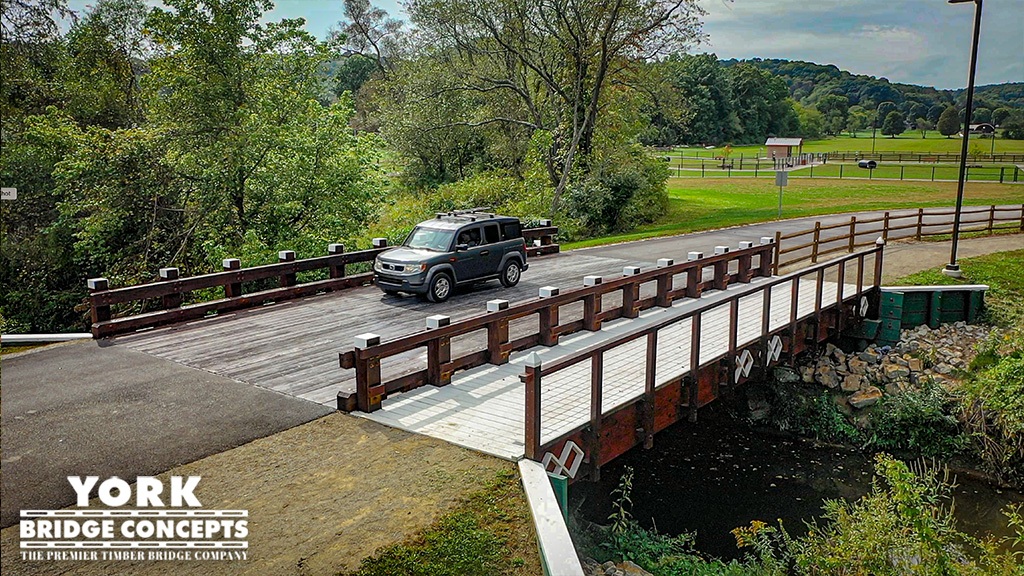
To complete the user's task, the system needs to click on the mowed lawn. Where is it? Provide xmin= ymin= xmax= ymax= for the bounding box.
xmin=565 ymin=178 xmax=1024 ymax=249
xmin=665 ymin=133 xmax=1024 ymax=158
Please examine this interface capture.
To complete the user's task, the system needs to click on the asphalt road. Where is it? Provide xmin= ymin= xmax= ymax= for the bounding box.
xmin=0 ymin=343 xmax=331 ymax=528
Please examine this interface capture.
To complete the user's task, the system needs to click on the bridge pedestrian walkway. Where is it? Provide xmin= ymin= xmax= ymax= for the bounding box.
xmin=357 ymin=274 xmax=851 ymax=460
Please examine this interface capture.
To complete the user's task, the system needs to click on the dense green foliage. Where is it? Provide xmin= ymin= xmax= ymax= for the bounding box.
xmin=587 ymin=455 xmax=1024 ymax=575
xmin=1 ymin=0 xmax=383 ymax=332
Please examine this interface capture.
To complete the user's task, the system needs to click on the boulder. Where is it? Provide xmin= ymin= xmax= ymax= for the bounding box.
xmin=619 ymin=561 xmax=654 ymax=576
xmin=815 ymin=365 xmax=840 ymax=389
xmin=800 ymin=365 xmax=816 ymax=383
xmin=841 ymin=374 xmax=864 ymax=392
xmin=859 ymin=349 xmax=880 ymax=364
xmin=908 ymin=358 xmax=923 ymax=372
xmin=849 ymin=386 xmax=882 ymax=409
xmin=847 ymin=357 xmax=869 ymax=375
xmin=883 ymin=363 xmax=910 ymax=380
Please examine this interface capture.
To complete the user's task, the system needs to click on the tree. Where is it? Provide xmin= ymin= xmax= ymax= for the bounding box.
xmin=145 ymin=0 xmax=382 ymax=263
xmin=927 ymin=103 xmax=945 ymax=123
xmin=405 ymin=0 xmax=706 ymax=214
xmin=880 ymin=110 xmax=905 ymax=137
xmin=795 ymin=103 xmax=824 ymax=139
xmin=991 ymin=107 xmax=1012 ymax=126
xmin=937 ymin=106 xmax=961 ymax=138
xmin=973 ymin=107 xmax=992 ymax=124
xmin=817 ymin=94 xmax=849 ymax=136
xmin=875 ymin=101 xmax=897 ymax=125
xmin=333 ymin=0 xmax=403 ymax=77
xmin=662 ymin=53 xmax=735 ymax=145
xmin=845 ymin=106 xmax=869 ymax=137
xmin=915 ymin=117 xmax=933 ymax=139
xmin=1001 ymin=111 xmax=1024 ymax=139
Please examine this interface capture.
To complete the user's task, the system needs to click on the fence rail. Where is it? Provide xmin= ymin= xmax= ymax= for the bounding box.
xmin=339 ymin=241 xmax=776 ymax=413
xmin=88 ymin=226 xmax=559 ymax=338
xmin=666 ymin=160 xmax=1021 ymax=183
xmin=774 ymin=204 xmax=1024 ymax=271
xmin=519 ymin=244 xmax=883 ymax=468
xmin=823 ymin=151 xmax=1024 ymax=164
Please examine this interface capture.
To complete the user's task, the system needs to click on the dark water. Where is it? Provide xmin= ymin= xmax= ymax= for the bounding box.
xmin=570 ymin=392 xmax=1023 ymax=560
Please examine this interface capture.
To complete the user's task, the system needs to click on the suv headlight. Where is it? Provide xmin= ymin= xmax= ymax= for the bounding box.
xmin=373 ymin=259 xmax=384 ymax=273
xmin=399 ymin=263 xmax=426 ymax=275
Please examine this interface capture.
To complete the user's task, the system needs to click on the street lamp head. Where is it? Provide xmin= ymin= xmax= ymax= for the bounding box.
xmin=947 ymin=0 xmax=977 ymax=4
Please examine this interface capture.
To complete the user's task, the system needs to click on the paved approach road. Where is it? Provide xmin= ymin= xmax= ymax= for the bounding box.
xmin=2 ymin=205 xmax=1019 ymax=527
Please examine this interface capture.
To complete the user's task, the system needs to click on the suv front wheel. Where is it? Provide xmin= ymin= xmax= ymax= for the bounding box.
xmin=500 ymin=260 xmax=522 ymax=288
xmin=427 ymin=272 xmax=453 ymax=303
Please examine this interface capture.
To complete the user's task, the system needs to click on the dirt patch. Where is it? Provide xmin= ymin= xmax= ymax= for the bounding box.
xmin=1 ymin=413 xmax=514 ymax=576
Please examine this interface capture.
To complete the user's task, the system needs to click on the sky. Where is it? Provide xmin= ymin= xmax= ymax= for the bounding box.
xmin=66 ymin=0 xmax=1023 ymax=89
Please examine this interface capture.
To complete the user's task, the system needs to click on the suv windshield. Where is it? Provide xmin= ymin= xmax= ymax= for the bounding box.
xmin=404 ymin=226 xmax=455 ymax=252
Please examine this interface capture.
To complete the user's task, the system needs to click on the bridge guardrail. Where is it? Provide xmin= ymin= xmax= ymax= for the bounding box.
xmin=338 ymin=240 xmax=775 ymax=413
xmin=775 ymin=204 xmax=1024 ymax=271
xmin=87 ymin=226 xmax=560 ymax=338
xmin=519 ymin=242 xmax=884 ymax=478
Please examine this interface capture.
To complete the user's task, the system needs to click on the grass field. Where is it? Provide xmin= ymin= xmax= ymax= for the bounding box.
xmin=663 ymin=133 xmax=1024 ymax=158
xmin=564 ymin=178 xmax=1024 ymax=249
xmin=667 ymin=162 xmax=1021 ymax=183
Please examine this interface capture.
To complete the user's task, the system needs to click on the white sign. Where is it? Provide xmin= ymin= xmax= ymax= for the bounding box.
xmin=774 ymin=171 xmax=788 ymax=187
xmin=1 ymin=187 xmax=16 ymax=201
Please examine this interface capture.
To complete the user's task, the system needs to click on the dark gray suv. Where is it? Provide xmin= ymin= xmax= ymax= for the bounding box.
xmin=373 ymin=210 xmax=529 ymax=302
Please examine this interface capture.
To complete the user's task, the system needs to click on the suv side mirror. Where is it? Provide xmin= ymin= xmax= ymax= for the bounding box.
xmin=456 ymin=244 xmax=469 ymax=252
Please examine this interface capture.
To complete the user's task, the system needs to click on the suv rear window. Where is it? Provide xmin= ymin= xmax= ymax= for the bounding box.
xmin=484 ymin=223 xmax=500 ymax=244
xmin=501 ymin=221 xmax=521 ymax=240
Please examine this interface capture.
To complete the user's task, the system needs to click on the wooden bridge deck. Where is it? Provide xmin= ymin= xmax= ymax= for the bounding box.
xmin=357 ymin=276 xmax=852 ymax=460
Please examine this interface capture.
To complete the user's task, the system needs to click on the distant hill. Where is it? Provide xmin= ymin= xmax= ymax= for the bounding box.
xmin=722 ymin=58 xmax=1023 ymax=116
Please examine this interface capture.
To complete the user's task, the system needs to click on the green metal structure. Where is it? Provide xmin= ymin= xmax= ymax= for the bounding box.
xmin=875 ymin=285 xmax=988 ymax=346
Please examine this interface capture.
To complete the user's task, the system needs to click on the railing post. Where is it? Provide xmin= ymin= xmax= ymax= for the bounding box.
xmin=583 ymin=276 xmax=603 ymax=331
xmin=772 ymin=231 xmax=781 ymax=275
xmin=538 ymin=287 xmax=560 ymax=346
xmin=486 ymin=300 xmax=511 ymax=364
xmin=873 ymin=237 xmax=885 ymax=290
xmin=683 ymin=254 xmax=703 ymax=298
xmin=642 ymin=332 xmax=657 ymax=450
xmin=278 ymin=250 xmax=296 ymax=287
xmin=656 ymin=258 xmax=675 ymax=306
xmin=1020 ymin=204 xmax=1024 ymax=233
xmin=810 ymin=222 xmax=821 ymax=263
xmin=328 ymin=244 xmax=346 ymax=278
xmin=882 ymin=212 xmax=890 ymax=242
xmin=621 ymin=266 xmax=641 ymax=318
xmin=988 ymin=205 xmax=996 ymax=234
xmin=524 ymin=352 xmax=543 ymax=461
xmin=588 ymin=352 xmax=604 ymax=480
xmin=426 ymin=315 xmax=452 ymax=386
xmin=688 ymin=311 xmax=701 ymax=423
xmin=848 ymin=216 xmax=857 ymax=253
xmin=222 ymin=259 xmax=242 ymax=298
xmin=713 ymin=246 xmax=730 ymax=290
xmin=737 ymin=241 xmax=754 ymax=282
xmin=159 ymin=267 xmax=182 ymax=309
xmin=354 ymin=333 xmax=382 ymax=412
xmin=916 ymin=208 xmax=924 ymax=240
xmin=87 ymin=278 xmax=111 ymax=334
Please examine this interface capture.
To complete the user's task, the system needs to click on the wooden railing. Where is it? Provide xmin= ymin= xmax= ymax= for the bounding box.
xmin=519 ymin=243 xmax=884 ymax=467
xmin=88 ymin=225 xmax=560 ymax=338
xmin=339 ymin=240 xmax=776 ymax=413
xmin=775 ymin=204 xmax=1024 ymax=271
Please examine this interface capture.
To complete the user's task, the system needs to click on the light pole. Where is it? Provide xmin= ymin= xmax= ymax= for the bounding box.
xmin=944 ymin=0 xmax=983 ymax=278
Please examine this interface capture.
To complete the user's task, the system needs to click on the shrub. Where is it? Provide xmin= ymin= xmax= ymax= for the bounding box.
xmin=869 ymin=381 xmax=967 ymax=458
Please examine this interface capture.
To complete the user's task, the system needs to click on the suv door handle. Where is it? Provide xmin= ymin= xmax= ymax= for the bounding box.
xmin=480 ymin=250 xmax=489 ymax=256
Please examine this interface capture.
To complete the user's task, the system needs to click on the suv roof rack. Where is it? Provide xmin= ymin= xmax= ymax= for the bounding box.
xmin=434 ymin=207 xmax=496 ymax=221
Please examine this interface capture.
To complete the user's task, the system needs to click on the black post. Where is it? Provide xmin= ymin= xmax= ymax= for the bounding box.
xmin=945 ymin=0 xmax=983 ymax=278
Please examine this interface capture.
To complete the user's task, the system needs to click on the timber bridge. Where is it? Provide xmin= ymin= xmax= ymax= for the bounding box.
xmin=80 ymin=205 xmax=1021 ymax=482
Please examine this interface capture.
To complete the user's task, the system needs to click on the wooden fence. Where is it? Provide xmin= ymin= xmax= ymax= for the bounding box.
xmin=519 ymin=244 xmax=883 ymax=471
xmin=88 ymin=226 xmax=559 ymax=338
xmin=339 ymin=241 xmax=776 ymax=413
xmin=774 ymin=204 xmax=1024 ymax=271
xmin=823 ymin=151 xmax=1024 ymax=164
